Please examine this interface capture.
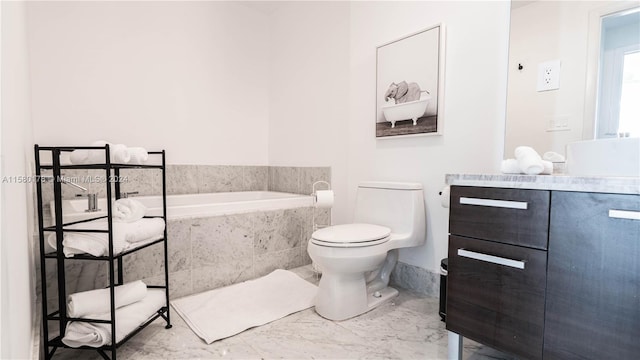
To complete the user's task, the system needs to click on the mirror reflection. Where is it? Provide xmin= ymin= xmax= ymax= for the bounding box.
xmin=504 ymin=1 xmax=640 ymax=157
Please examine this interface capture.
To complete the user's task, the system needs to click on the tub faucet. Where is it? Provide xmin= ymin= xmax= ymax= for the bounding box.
xmin=75 ymin=193 xmax=100 ymax=212
xmin=42 ymin=175 xmax=87 ymax=191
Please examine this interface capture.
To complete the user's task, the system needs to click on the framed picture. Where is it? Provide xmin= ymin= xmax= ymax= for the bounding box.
xmin=376 ymin=24 xmax=446 ymax=138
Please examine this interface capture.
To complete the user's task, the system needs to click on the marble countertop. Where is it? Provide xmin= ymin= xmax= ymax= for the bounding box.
xmin=445 ymin=174 xmax=640 ymax=195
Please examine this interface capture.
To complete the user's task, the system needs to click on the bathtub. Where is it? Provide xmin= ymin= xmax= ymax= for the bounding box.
xmin=50 ymin=191 xmax=314 ymax=224
xmin=381 ymin=94 xmax=431 ymax=128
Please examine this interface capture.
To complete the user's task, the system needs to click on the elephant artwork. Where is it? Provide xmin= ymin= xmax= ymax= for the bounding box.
xmin=383 ymin=81 xmax=428 ymax=104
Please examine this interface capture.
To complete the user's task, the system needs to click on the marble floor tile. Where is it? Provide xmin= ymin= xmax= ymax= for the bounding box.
xmin=49 ymin=265 xmax=514 ymax=360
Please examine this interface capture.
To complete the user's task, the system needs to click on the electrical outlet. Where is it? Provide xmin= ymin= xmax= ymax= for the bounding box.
xmin=537 ymin=60 xmax=561 ymax=92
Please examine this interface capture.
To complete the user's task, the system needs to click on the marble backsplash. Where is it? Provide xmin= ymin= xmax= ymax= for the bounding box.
xmin=38 ymin=165 xmax=331 ymax=206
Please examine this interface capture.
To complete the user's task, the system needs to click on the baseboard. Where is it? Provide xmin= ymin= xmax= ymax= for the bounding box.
xmin=390 ymin=261 xmax=440 ymax=297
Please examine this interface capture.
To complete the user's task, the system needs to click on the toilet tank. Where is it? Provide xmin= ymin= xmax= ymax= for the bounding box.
xmin=354 ymin=181 xmax=426 ymax=247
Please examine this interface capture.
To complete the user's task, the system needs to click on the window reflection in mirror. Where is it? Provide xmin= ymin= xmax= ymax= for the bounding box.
xmin=596 ymin=7 xmax=640 ymax=139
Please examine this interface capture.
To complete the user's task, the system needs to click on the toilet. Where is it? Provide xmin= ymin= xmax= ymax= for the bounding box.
xmin=307 ymin=181 xmax=426 ymax=321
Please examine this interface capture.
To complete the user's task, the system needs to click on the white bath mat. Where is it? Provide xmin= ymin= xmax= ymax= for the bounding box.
xmin=171 ymin=269 xmax=317 ymax=344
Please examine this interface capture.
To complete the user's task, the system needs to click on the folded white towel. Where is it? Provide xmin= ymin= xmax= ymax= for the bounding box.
xmin=67 ymin=280 xmax=147 ymax=318
xmin=542 ymin=160 xmax=553 ymax=175
xmin=47 ymin=218 xmax=165 ymax=257
xmin=500 ymin=159 xmax=522 ymax=174
xmin=515 ymin=146 xmax=544 ymax=175
xmin=123 ymin=218 xmax=165 ymax=243
xmin=62 ymin=289 xmax=166 ymax=348
xmin=47 ymin=218 xmax=128 ymax=257
xmin=542 ymin=151 xmax=566 ymax=162
xmin=113 ymin=198 xmax=147 ymax=223
xmin=127 ymin=147 xmax=149 ymax=165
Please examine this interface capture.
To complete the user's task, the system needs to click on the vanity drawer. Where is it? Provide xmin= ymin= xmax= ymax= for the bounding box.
xmin=446 ymin=235 xmax=547 ymax=360
xmin=449 ymin=186 xmax=550 ymax=249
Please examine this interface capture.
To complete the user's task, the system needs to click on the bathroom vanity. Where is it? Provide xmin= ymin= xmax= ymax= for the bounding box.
xmin=445 ymin=174 xmax=640 ymax=360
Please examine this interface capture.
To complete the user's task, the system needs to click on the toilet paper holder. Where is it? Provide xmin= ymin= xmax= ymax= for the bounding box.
xmin=311 ymin=181 xmax=332 ymax=231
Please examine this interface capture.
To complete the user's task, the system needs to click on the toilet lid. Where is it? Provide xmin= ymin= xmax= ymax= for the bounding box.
xmin=311 ymin=224 xmax=390 ymax=247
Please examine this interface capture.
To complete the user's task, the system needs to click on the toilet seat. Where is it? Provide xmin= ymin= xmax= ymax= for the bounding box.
xmin=311 ymin=223 xmax=391 ymax=248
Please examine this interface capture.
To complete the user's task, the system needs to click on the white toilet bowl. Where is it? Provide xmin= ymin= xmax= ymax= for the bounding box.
xmin=307 ymin=182 xmax=426 ymax=321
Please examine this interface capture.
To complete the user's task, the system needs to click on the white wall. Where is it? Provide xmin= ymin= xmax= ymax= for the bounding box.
xmin=267 ymin=2 xmax=351 ymax=222
xmin=1 ymin=1 xmax=36 ymax=358
xmin=348 ymin=1 xmax=510 ymax=272
xmin=26 ymin=1 xmax=271 ymax=165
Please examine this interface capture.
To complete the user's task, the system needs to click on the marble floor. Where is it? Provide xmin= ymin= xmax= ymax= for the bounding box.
xmin=50 ymin=265 xmax=515 ymax=360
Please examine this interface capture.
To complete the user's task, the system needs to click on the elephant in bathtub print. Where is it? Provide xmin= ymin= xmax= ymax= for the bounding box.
xmin=384 ymin=81 xmax=426 ymax=104
xmin=382 ymin=81 xmax=431 ymax=128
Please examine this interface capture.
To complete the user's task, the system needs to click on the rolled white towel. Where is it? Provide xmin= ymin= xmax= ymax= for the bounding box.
xmin=113 ymin=198 xmax=147 ymax=223
xmin=515 ymin=146 xmax=544 ymax=175
xmin=62 ymin=289 xmax=166 ymax=348
xmin=128 ymin=147 xmax=149 ymax=165
xmin=67 ymin=280 xmax=147 ymax=318
xmin=542 ymin=151 xmax=566 ymax=162
xmin=541 ymin=160 xmax=553 ymax=175
xmin=70 ymin=141 xmax=131 ymax=164
xmin=500 ymin=159 xmax=522 ymax=174
xmin=123 ymin=218 xmax=165 ymax=243
xmin=69 ymin=149 xmax=91 ymax=164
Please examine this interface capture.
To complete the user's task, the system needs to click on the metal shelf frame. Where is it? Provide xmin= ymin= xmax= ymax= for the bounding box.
xmin=34 ymin=144 xmax=172 ymax=360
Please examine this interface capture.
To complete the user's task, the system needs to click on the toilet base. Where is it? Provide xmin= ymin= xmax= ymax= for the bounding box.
xmin=314 ymin=278 xmax=399 ymax=321
xmin=366 ymin=286 xmax=399 ymax=312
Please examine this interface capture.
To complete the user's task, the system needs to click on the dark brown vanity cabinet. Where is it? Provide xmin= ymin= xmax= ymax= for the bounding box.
xmin=447 ymin=186 xmax=550 ymax=359
xmin=544 ymin=191 xmax=640 ymax=360
xmin=448 ymin=186 xmax=640 ymax=360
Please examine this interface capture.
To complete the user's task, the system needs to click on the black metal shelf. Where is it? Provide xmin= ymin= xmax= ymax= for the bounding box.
xmin=43 ymin=238 xmax=166 ymax=261
xmin=45 ymin=307 xmax=169 ymax=359
xmin=35 ymin=144 xmax=172 ymax=360
xmin=39 ymin=163 xmax=165 ymax=170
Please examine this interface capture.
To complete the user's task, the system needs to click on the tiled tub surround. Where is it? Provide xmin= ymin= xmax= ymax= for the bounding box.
xmin=34 ymin=165 xmax=330 ymax=343
xmin=38 ymin=204 xmax=322 ymax=313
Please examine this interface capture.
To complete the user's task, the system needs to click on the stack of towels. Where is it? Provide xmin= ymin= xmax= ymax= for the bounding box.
xmin=502 ymin=146 xmax=565 ymax=175
xmin=62 ymin=280 xmax=166 ymax=347
xmin=69 ymin=140 xmax=149 ymax=165
xmin=47 ymin=198 xmax=165 ymax=257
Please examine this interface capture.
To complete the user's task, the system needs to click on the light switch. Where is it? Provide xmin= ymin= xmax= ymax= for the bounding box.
xmin=537 ymin=60 xmax=561 ymax=92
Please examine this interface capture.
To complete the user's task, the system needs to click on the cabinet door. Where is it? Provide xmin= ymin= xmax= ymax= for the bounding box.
xmin=544 ymin=191 xmax=640 ymax=360
xmin=447 ymin=235 xmax=547 ymax=359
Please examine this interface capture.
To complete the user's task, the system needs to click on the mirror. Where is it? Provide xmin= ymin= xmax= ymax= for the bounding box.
xmin=504 ymin=0 xmax=640 ymax=158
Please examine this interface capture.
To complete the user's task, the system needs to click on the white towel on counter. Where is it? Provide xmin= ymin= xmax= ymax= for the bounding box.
xmin=127 ymin=147 xmax=149 ymax=165
xmin=69 ymin=141 xmax=131 ymax=164
xmin=515 ymin=146 xmax=545 ymax=175
xmin=62 ymin=289 xmax=166 ymax=348
xmin=542 ymin=151 xmax=565 ymax=163
xmin=67 ymin=281 xmax=148 ymax=318
xmin=500 ymin=159 xmax=522 ymax=174
xmin=113 ymin=198 xmax=147 ymax=223
xmin=47 ymin=218 xmax=165 ymax=257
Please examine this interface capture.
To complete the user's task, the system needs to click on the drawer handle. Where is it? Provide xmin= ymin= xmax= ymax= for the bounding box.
xmin=609 ymin=209 xmax=640 ymax=221
xmin=457 ymin=249 xmax=526 ymax=269
xmin=459 ymin=197 xmax=528 ymax=210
